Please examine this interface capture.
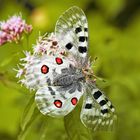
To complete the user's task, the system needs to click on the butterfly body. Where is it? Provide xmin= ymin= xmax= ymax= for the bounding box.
xmin=17 ymin=6 xmax=117 ymax=131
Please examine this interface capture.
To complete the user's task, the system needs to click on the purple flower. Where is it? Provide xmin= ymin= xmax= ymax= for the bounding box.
xmin=0 ymin=31 xmax=7 ymax=45
xmin=0 ymin=15 xmax=32 ymax=46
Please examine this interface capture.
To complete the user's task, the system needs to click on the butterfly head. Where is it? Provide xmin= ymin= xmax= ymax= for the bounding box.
xmin=82 ymin=65 xmax=95 ymax=82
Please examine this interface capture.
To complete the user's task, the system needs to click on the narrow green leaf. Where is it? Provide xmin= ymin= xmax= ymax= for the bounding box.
xmin=64 ymin=101 xmax=93 ymax=140
xmin=18 ymin=94 xmax=40 ymax=140
xmin=20 ymin=94 xmax=35 ymax=131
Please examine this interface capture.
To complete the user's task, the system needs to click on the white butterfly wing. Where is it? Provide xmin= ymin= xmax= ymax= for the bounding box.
xmin=20 ymin=54 xmax=74 ymax=90
xmin=35 ymin=83 xmax=83 ymax=117
xmin=55 ymin=6 xmax=88 ymax=65
xmin=80 ymin=87 xmax=117 ymax=131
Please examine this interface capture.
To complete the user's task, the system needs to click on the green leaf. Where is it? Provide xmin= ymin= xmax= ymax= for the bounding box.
xmin=20 ymin=94 xmax=35 ymax=131
xmin=18 ymin=94 xmax=40 ymax=140
xmin=64 ymin=101 xmax=93 ymax=140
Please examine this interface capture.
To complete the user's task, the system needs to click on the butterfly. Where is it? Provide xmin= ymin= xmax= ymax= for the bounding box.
xmin=17 ymin=6 xmax=117 ymax=131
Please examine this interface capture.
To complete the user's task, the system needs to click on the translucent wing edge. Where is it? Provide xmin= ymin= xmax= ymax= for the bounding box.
xmin=80 ymin=85 xmax=117 ymax=131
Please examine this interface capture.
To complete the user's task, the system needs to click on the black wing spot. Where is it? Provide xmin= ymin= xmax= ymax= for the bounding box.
xmin=84 ymin=28 xmax=88 ymax=32
xmin=75 ymin=27 xmax=82 ymax=34
xmin=79 ymin=36 xmax=86 ymax=42
xmin=93 ymin=90 xmax=102 ymax=99
xmin=48 ymin=87 xmax=55 ymax=95
xmin=50 ymin=91 xmax=55 ymax=95
xmin=99 ymin=100 xmax=107 ymax=106
xmin=110 ymin=104 xmax=114 ymax=109
xmin=85 ymin=103 xmax=92 ymax=109
xmin=101 ymin=109 xmax=109 ymax=114
xmin=65 ymin=43 xmax=73 ymax=50
xmin=78 ymin=46 xmax=87 ymax=53
xmin=105 ymin=98 xmax=108 ymax=102
xmin=48 ymin=86 xmax=53 ymax=91
xmin=46 ymin=78 xmax=51 ymax=85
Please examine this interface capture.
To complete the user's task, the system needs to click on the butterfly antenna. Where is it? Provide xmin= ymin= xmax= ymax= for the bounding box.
xmin=93 ymin=75 xmax=106 ymax=83
xmin=91 ymin=56 xmax=98 ymax=66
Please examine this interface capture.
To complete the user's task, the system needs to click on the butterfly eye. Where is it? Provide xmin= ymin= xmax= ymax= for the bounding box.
xmin=71 ymin=97 xmax=78 ymax=105
xmin=41 ymin=65 xmax=49 ymax=74
xmin=54 ymin=100 xmax=62 ymax=108
xmin=55 ymin=57 xmax=63 ymax=65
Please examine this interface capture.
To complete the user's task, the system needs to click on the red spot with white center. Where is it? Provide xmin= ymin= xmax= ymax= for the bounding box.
xmin=71 ymin=97 xmax=78 ymax=105
xmin=55 ymin=57 xmax=63 ymax=65
xmin=54 ymin=100 xmax=62 ymax=108
xmin=41 ymin=65 xmax=49 ymax=74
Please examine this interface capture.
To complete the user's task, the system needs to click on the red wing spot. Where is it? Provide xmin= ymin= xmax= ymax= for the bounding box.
xmin=55 ymin=57 xmax=63 ymax=65
xmin=54 ymin=100 xmax=62 ymax=108
xmin=41 ymin=65 xmax=49 ymax=74
xmin=71 ymin=97 xmax=78 ymax=105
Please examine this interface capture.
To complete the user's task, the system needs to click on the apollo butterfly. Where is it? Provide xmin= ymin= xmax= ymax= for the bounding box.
xmin=16 ymin=6 xmax=117 ymax=131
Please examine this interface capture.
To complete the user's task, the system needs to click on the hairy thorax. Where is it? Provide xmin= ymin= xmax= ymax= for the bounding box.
xmin=53 ymin=73 xmax=84 ymax=86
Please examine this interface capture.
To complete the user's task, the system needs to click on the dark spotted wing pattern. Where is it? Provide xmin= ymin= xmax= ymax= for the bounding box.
xmin=20 ymin=54 xmax=71 ymax=90
xmin=55 ymin=6 xmax=88 ymax=65
xmin=80 ymin=86 xmax=117 ymax=131
xmin=35 ymin=83 xmax=83 ymax=117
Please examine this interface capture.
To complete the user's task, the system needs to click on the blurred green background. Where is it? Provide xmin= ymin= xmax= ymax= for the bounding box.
xmin=0 ymin=0 xmax=140 ymax=140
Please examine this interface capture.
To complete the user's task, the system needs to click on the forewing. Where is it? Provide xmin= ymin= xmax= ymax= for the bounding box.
xmin=55 ymin=6 xmax=88 ymax=64
xmin=35 ymin=83 xmax=83 ymax=117
xmin=20 ymin=54 xmax=73 ymax=90
xmin=80 ymin=88 xmax=117 ymax=131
